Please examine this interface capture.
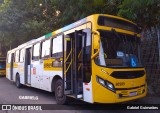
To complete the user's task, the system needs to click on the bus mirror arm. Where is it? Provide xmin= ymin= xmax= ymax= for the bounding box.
xmin=91 ymin=30 xmax=100 ymax=60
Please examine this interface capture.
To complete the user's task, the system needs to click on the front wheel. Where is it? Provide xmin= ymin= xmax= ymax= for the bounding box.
xmin=16 ymin=75 xmax=22 ymax=88
xmin=55 ymin=79 xmax=68 ymax=104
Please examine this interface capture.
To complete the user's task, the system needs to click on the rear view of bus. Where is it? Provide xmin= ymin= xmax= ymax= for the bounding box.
xmin=0 ymin=57 xmax=6 ymax=76
xmin=91 ymin=14 xmax=147 ymax=103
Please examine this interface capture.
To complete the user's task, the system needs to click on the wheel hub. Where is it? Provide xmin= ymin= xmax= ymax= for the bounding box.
xmin=57 ymin=85 xmax=63 ymax=97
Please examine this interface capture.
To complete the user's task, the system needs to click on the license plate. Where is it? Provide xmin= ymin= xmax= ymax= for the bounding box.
xmin=130 ymin=92 xmax=137 ymax=96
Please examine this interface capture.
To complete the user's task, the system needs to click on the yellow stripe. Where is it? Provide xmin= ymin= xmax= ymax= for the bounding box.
xmin=13 ymin=63 xmax=18 ymax=68
xmin=6 ymin=63 xmax=18 ymax=68
xmin=44 ymin=59 xmax=62 ymax=71
xmin=6 ymin=63 xmax=10 ymax=68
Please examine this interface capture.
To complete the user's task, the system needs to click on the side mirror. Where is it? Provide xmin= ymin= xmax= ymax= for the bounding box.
xmin=91 ymin=30 xmax=100 ymax=59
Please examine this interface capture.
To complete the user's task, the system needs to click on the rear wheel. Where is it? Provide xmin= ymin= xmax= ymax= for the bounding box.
xmin=55 ymin=79 xmax=68 ymax=104
xmin=16 ymin=74 xmax=22 ymax=88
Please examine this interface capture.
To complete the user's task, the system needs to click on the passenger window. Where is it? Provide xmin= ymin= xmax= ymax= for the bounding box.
xmin=33 ymin=43 xmax=40 ymax=60
xmin=52 ymin=35 xmax=63 ymax=58
xmin=15 ymin=50 xmax=19 ymax=62
xmin=41 ymin=39 xmax=50 ymax=58
xmin=20 ymin=49 xmax=24 ymax=62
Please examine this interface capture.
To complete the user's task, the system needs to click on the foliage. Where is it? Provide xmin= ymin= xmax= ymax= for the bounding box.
xmin=118 ymin=0 xmax=160 ymax=29
xmin=0 ymin=0 xmax=159 ymax=55
xmin=50 ymin=0 xmax=123 ymax=28
xmin=0 ymin=0 xmax=54 ymax=54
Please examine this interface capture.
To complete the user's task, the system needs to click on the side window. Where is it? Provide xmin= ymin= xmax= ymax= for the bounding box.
xmin=41 ymin=39 xmax=50 ymax=58
xmin=15 ymin=50 xmax=19 ymax=62
xmin=33 ymin=43 xmax=40 ymax=60
xmin=7 ymin=53 xmax=11 ymax=63
xmin=52 ymin=35 xmax=63 ymax=58
xmin=20 ymin=49 xmax=24 ymax=62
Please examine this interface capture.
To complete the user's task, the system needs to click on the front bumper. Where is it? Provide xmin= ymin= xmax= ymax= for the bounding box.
xmin=94 ymin=84 xmax=147 ymax=103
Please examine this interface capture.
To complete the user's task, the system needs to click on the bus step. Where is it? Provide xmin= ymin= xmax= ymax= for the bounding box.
xmin=77 ymin=94 xmax=83 ymax=99
xmin=25 ymin=84 xmax=31 ymax=87
xmin=65 ymin=90 xmax=73 ymax=95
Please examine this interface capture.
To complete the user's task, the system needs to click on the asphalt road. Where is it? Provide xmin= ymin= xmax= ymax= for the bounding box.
xmin=0 ymin=76 xmax=160 ymax=113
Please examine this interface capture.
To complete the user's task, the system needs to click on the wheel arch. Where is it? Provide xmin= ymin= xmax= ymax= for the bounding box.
xmin=15 ymin=72 xmax=20 ymax=82
xmin=51 ymin=75 xmax=62 ymax=92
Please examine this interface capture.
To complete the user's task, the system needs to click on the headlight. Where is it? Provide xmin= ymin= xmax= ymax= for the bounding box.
xmin=106 ymin=82 xmax=114 ymax=89
xmin=96 ymin=76 xmax=116 ymax=93
xmin=98 ymin=77 xmax=105 ymax=86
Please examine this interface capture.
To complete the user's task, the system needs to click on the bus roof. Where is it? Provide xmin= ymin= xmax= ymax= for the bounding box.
xmin=49 ymin=14 xmax=136 ymax=38
xmin=8 ymin=14 xmax=137 ymax=53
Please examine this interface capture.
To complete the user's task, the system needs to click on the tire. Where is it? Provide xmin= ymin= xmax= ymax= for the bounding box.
xmin=55 ymin=79 xmax=68 ymax=104
xmin=16 ymin=74 xmax=22 ymax=88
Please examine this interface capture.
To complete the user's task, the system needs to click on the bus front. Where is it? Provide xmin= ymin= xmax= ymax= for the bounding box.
xmin=92 ymin=15 xmax=147 ymax=103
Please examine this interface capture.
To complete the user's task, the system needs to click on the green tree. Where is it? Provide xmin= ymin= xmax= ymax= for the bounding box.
xmin=50 ymin=0 xmax=123 ymax=28
xmin=118 ymin=0 xmax=160 ymax=29
xmin=0 ymin=0 xmax=55 ymax=55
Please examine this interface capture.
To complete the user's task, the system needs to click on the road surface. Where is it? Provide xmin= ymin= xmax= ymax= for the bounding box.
xmin=0 ymin=76 xmax=159 ymax=113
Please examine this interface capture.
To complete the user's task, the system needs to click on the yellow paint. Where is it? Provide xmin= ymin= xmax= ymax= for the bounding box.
xmin=91 ymin=61 xmax=146 ymax=103
xmin=44 ymin=59 xmax=62 ymax=71
xmin=65 ymin=38 xmax=70 ymax=41
xmin=13 ymin=63 xmax=18 ymax=68
xmin=6 ymin=63 xmax=18 ymax=68
xmin=0 ymin=69 xmax=6 ymax=76
xmin=6 ymin=63 xmax=10 ymax=68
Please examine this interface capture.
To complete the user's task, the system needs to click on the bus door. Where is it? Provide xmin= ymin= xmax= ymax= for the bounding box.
xmin=81 ymin=28 xmax=92 ymax=102
xmin=24 ymin=47 xmax=31 ymax=84
xmin=31 ymin=42 xmax=42 ymax=89
xmin=63 ymin=28 xmax=92 ymax=101
xmin=10 ymin=53 xmax=14 ymax=80
xmin=40 ymin=39 xmax=51 ymax=91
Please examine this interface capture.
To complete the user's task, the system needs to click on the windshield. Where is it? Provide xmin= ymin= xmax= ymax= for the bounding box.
xmin=95 ymin=30 xmax=143 ymax=68
xmin=0 ymin=61 xmax=6 ymax=69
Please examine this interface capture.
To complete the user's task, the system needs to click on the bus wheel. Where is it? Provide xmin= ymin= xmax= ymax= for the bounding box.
xmin=16 ymin=74 xmax=22 ymax=88
xmin=55 ymin=79 xmax=67 ymax=104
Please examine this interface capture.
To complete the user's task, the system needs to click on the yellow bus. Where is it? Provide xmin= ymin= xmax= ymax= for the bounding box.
xmin=6 ymin=14 xmax=147 ymax=104
xmin=0 ymin=57 xmax=6 ymax=76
